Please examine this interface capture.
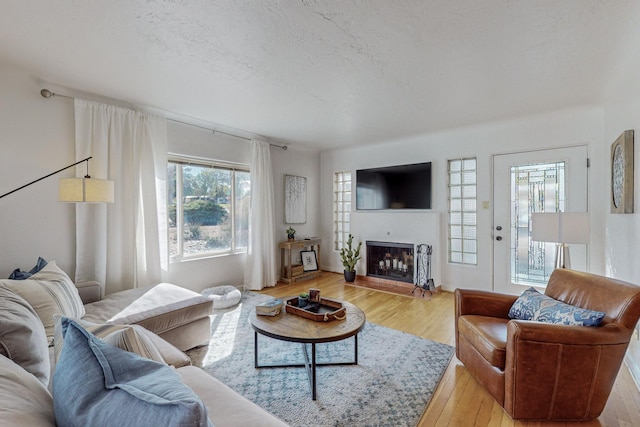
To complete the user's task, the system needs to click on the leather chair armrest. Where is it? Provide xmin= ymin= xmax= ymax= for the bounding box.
xmin=455 ymin=288 xmax=517 ymax=319
xmin=508 ymin=320 xmax=630 ymax=346
xmin=75 ymin=281 xmax=102 ymax=304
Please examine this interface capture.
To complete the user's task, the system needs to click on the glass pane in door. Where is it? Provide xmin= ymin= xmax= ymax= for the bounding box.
xmin=510 ymin=162 xmax=565 ymax=285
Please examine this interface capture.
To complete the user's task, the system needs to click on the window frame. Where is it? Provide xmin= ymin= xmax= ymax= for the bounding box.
xmin=168 ymin=154 xmax=250 ymax=262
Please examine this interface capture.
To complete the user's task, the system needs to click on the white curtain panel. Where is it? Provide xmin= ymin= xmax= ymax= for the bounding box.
xmin=244 ymin=139 xmax=277 ymax=290
xmin=74 ymin=100 xmax=168 ymax=295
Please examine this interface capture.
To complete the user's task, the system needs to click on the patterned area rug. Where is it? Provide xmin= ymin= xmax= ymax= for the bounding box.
xmin=187 ymin=292 xmax=454 ymax=427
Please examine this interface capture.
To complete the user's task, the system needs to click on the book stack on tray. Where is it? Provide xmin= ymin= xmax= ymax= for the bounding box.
xmin=255 ymin=298 xmax=284 ymax=316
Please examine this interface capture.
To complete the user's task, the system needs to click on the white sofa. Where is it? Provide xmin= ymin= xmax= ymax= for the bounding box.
xmin=0 ymin=262 xmax=289 ymax=426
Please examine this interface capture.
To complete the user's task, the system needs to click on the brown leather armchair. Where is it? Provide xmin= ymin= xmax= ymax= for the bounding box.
xmin=455 ymin=269 xmax=640 ymax=420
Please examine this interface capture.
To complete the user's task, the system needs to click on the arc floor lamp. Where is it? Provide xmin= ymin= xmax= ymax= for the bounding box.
xmin=0 ymin=156 xmax=114 ymax=203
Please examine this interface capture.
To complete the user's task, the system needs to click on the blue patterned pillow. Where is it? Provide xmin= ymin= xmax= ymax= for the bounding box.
xmin=53 ymin=318 xmax=213 ymax=427
xmin=508 ymin=287 xmax=605 ymax=326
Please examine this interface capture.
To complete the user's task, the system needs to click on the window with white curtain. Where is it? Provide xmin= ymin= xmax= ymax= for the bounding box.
xmin=168 ymin=156 xmax=250 ymax=261
xmin=333 ymin=171 xmax=352 ymax=251
xmin=448 ymin=158 xmax=477 ymax=265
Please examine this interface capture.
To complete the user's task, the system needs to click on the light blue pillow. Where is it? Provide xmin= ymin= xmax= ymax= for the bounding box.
xmin=53 ymin=318 xmax=213 ymax=427
xmin=508 ymin=287 xmax=605 ymax=326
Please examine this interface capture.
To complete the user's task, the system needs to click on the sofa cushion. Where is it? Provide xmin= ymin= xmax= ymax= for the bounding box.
xmin=53 ymin=316 xmax=190 ymax=368
xmin=178 ymin=365 xmax=290 ymax=427
xmin=509 ymin=287 xmax=606 ymax=326
xmin=53 ymin=318 xmax=212 ymax=427
xmin=0 ymin=354 xmax=54 ymax=426
xmin=458 ymin=314 xmax=509 ymax=368
xmin=0 ymin=287 xmax=50 ymax=386
xmin=53 ymin=315 xmax=163 ymax=363
xmin=102 ymin=327 xmax=164 ymax=361
xmin=83 ymin=283 xmax=213 ymax=337
xmin=0 ymin=261 xmax=85 ymax=344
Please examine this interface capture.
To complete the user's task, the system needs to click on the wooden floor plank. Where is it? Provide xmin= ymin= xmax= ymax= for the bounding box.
xmin=255 ymin=272 xmax=639 ymax=427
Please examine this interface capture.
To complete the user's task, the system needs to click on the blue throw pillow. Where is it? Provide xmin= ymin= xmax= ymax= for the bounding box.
xmin=508 ymin=287 xmax=605 ymax=326
xmin=8 ymin=257 xmax=48 ymax=280
xmin=53 ymin=318 xmax=213 ymax=427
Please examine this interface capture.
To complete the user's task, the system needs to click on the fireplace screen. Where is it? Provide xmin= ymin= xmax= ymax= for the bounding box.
xmin=366 ymin=241 xmax=414 ymax=284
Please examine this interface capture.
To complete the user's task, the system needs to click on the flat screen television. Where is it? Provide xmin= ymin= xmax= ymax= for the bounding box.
xmin=356 ymin=162 xmax=432 ymax=210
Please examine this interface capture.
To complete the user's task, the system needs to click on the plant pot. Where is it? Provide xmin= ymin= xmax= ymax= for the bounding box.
xmin=344 ymin=270 xmax=356 ymax=283
xmin=298 ymin=297 xmax=309 ymax=307
xmin=287 ymin=234 xmax=295 ymax=241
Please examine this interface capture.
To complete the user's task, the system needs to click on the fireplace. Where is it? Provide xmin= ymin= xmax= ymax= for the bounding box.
xmin=366 ymin=241 xmax=414 ymax=284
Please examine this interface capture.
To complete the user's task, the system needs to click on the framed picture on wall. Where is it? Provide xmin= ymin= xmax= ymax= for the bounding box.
xmin=611 ymin=130 xmax=634 ymax=214
xmin=285 ymin=175 xmax=307 ymax=224
xmin=301 ymin=250 xmax=318 ymax=271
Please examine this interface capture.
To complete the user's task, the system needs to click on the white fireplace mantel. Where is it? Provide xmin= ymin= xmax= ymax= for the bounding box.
xmin=349 ymin=210 xmax=441 ymax=287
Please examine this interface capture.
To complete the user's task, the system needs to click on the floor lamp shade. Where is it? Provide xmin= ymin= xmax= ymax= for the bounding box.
xmin=531 ymin=212 xmax=589 ymax=269
xmin=531 ymin=212 xmax=590 ymax=244
xmin=531 ymin=213 xmax=561 ymax=242
xmin=558 ymin=212 xmax=590 ymax=244
xmin=59 ymin=178 xmax=114 ymax=203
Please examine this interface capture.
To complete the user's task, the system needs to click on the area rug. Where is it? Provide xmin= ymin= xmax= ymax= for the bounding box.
xmin=187 ymin=292 xmax=454 ymax=427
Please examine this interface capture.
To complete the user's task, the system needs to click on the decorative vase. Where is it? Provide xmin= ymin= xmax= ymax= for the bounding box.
xmin=344 ymin=270 xmax=356 ymax=283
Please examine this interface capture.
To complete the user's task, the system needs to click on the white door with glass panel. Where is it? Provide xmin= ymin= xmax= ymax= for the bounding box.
xmin=492 ymin=146 xmax=588 ymax=295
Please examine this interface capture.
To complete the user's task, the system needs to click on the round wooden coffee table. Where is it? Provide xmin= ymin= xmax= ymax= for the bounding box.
xmin=249 ymin=299 xmax=366 ymax=400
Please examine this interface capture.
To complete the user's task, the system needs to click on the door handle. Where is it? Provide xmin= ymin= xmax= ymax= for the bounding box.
xmin=496 ymin=236 xmax=502 ymax=241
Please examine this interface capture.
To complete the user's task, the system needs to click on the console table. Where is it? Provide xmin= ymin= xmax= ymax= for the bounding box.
xmin=279 ymin=238 xmax=321 ymax=284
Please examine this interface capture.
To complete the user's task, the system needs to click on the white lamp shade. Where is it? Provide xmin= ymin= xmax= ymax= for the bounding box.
xmin=531 ymin=213 xmax=560 ymax=242
xmin=559 ymin=212 xmax=589 ymax=244
xmin=531 ymin=212 xmax=590 ymax=244
xmin=59 ymin=178 xmax=114 ymax=203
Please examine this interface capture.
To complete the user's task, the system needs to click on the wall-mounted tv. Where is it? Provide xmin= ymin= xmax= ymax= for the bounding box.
xmin=356 ymin=162 xmax=432 ymax=210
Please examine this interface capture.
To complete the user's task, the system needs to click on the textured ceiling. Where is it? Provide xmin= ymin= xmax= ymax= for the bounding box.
xmin=0 ymin=1 xmax=637 ymax=150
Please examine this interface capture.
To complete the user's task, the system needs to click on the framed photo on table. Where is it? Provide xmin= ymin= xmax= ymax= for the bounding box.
xmin=301 ymin=250 xmax=318 ymax=271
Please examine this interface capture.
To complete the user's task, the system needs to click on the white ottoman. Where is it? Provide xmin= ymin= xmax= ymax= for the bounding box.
xmin=202 ymin=285 xmax=242 ymax=309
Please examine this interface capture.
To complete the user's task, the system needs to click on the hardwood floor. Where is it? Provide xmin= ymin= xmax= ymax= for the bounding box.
xmin=255 ymin=272 xmax=640 ymax=427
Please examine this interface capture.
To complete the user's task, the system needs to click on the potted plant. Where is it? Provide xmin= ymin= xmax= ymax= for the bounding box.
xmin=340 ymin=234 xmax=362 ymax=282
xmin=298 ymin=292 xmax=309 ymax=307
xmin=286 ymin=226 xmax=296 ymax=241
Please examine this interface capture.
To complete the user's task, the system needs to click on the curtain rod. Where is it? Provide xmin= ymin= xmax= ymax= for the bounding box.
xmin=39 ymin=89 xmax=287 ymax=150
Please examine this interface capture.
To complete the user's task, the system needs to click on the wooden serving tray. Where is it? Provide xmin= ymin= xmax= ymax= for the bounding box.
xmin=285 ymin=297 xmax=347 ymax=322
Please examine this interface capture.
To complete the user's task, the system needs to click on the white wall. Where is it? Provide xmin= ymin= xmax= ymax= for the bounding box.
xmin=271 ymin=145 xmax=321 ymax=243
xmin=602 ymin=52 xmax=640 ymax=281
xmin=320 ymin=105 xmax=605 ymax=292
xmin=601 ymin=16 xmax=640 ymax=389
xmin=0 ymin=62 xmax=77 ymax=278
xmin=0 ymin=61 xmax=321 ymax=294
